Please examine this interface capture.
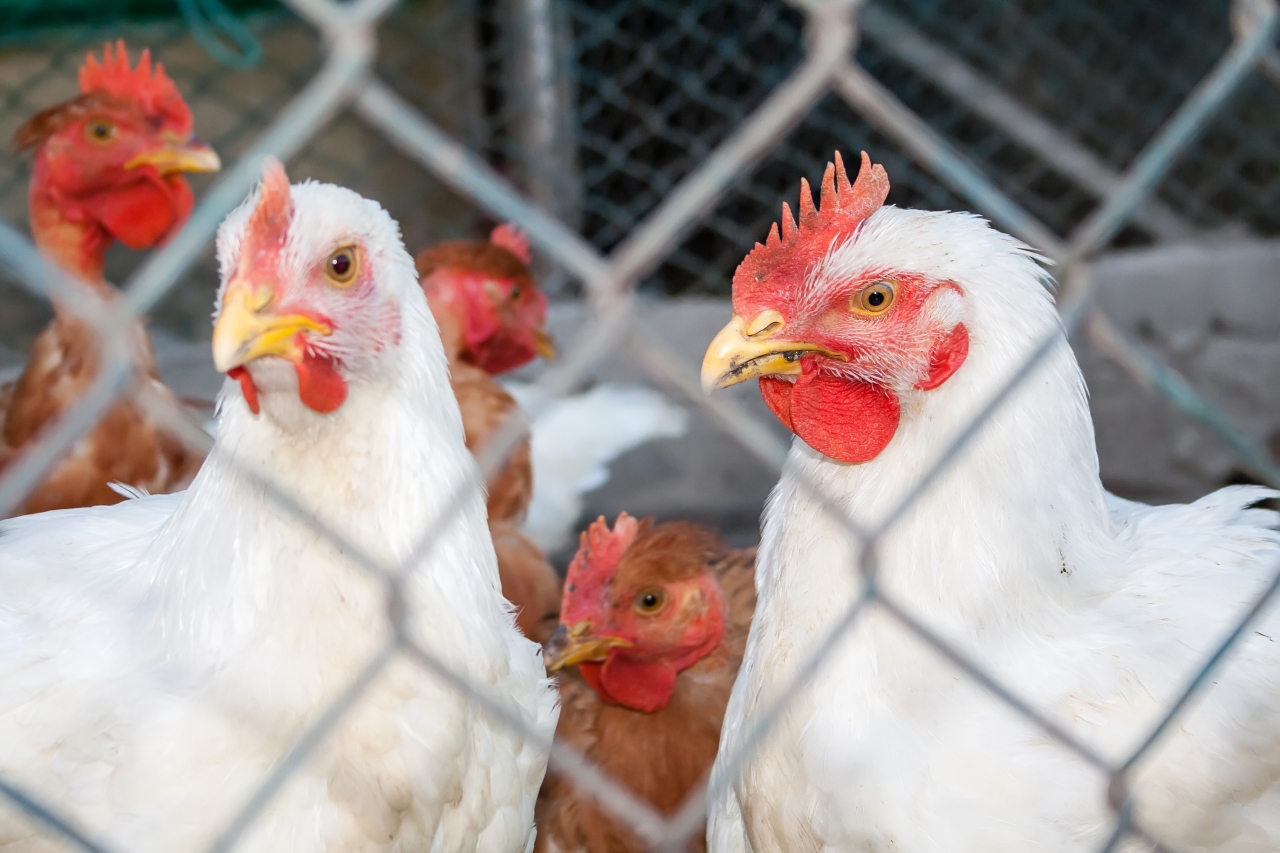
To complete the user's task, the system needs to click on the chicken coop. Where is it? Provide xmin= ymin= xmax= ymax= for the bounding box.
xmin=3 ymin=0 xmax=1280 ymax=848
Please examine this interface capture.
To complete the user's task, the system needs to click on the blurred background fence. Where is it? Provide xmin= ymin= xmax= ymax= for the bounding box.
xmin=2 ymin=0 xmax=1280 ymax=544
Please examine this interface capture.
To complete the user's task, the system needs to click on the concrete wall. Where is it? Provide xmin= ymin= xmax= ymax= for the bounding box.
xmin=1083 ymin=240 xmax=1280 ymax=502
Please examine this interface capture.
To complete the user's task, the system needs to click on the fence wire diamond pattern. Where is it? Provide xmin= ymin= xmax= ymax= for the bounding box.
xmin=2 ymin=0 xmax=1280 ymax=851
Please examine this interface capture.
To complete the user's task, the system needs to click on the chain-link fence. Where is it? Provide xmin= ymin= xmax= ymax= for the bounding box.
xmin=5 ymin=0 xmax=1280 ymax=313
xmin=2 ymin=0 xmax=1280 ymax=850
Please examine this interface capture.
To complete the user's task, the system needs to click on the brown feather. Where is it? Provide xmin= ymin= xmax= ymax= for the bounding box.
xmin=492 ymin=520 xmax=561 ymax=644
xmin=448 ymin=359 xmax=563 ymax=644
xmin=0 ymin=313 xmax=202 ymax=517
xmin=612 ymin=521 xmax=728 ymax=588
xmin=535 ymin=532 xmax=757 ymax=853
xmin=450 ymin=360 xmax=533 ymax=523
xmin=12 ymin=91 xmax=131 ymax=153
xmin=415 ymin=241 xmax=533 ymax=288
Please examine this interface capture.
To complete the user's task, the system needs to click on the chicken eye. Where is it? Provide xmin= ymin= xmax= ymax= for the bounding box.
xmin=85 ymin=120 xmax=116 ymax=144
xmin=510 ymin=284 xmax=523 ymax=301
xmin=851 ymin=281 xmax=896 ymax=316
xmin=325 ymin=246 xmax=359 ymax=287
xmin=634 ymin=589 xmax=665 ymax=615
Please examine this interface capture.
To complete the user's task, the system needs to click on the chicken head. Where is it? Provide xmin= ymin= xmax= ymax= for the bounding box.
xmin=545 ymin=513 xmax=729 ymax=713
xmin=212 ymin=158 xmax=409 ymax=420
xmin=701 ymin=152 xmax=970 ymax=464
xmin=15 ymin=41 xmax=220 ymax=276
xmin=417 ymin=223 xmax=555 ymax=374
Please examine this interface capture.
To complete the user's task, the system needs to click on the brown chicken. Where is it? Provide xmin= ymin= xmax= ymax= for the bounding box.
xmin=537 ymin=513 xmax=757 ymax=853
xmin=418 ymin=224 xmax=561 ymax=642
xmin=0 ymin=42 xmax=220 ymax=516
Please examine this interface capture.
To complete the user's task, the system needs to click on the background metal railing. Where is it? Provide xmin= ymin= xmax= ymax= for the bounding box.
xmin=2 ymin=0 xmax=1280 ymax=850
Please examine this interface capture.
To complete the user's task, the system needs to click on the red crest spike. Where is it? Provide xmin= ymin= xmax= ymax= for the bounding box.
xmin=78 ymin=40 xmax=193 ymax=137
xmin=820 ymin=161 xmax=837 ymax=212
xmin=732 ymin=151 xmax=892 ymax=301
xmin=780 ymin=201 xmax=797 ymax=240
xmin=798 ymin=177 xmax=817 ymax=224
xmin=834 ymin=150 xmax=853 ymax=195
xmin=490 ymin=222 xmax=532 ymax=265
xmin=849 ymin=150 xmax=890 ymax=222
xmin=563 ymin=512 xmax=643 ymax=617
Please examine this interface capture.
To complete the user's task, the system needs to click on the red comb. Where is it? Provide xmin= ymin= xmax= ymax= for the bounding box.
xmin=562 ymin=512 xmax=642 ymax=613
xmin=78 ymin=40 xmax=192 ymax=136
xmin=238 ymin=158 xmax=293 ymax=276
xmin=489 ymin=223 xmax=532 ymax=265
xmin=736 ymin=151 xmax=889 ymax=289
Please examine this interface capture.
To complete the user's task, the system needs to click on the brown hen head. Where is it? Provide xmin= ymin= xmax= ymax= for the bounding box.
xmin=417 ymin=223 xmax=554 ymax=374
xmin=15 ymin=40 xmax=220 ymax=278
xmin=545 ymin=513 xmax=730 ymax=713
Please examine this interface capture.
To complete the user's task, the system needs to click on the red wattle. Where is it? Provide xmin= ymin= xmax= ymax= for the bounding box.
xmin=75 ymin=174 xmax=190 ymax=249
xmin=227 ymin=366 xmax=260 ymax=415
xmin=596 ymin=656 xmax=679 ymax=713
xmin=471 ymin=337 xmax=533 ymax=376
xmin=760 ymin=376 xmax=793 ymax=429
xmin=295 ymin=347 xmax=348 ymax=414
xmin=578 ymin=661 xmax=605 ymax=695
xmin=761 ymin=367 xmax=901 ymax=464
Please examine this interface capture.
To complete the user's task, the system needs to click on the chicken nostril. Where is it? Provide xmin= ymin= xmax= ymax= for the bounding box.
xmin=744 ymin=309 xmax=787 ymax=338
xmin=249 ymin=287 xmax=274 ymax=312
xmin=751 ymin=322 xmax=781 ymax=338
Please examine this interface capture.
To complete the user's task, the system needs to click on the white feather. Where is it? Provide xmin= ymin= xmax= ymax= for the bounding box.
xmin=501 ymin=381 xmax=687 ymax=552
xmin=709 ymin=206 xmax=1280 ymax=852
xmin=106 ymin=481 xmax=152 ymax=500
xmin=0 ymin=177 xmax=558 ymax=853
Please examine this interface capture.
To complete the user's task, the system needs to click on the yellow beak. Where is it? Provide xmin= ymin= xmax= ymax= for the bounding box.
xmin=543 ymin=620 xmax=633 ymax=672
xmin=701 ymin=310 xmax=845 ymax=392
xmin=533 ymin=327 xmax=557 ymax=360
xmin=126 ymin=138 xmax=221 ymax=176
xmin=212 ymin=282 xmax=332 ymax=373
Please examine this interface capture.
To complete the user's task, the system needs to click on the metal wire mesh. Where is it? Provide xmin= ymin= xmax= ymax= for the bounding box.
xmin=2 ymin=0 xmax=1280 ymax=850
xmin=573 ymin=0 xmax=1280 ymax=295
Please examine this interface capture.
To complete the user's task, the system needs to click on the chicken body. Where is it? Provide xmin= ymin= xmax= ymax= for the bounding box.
xmin=537 ymin=516 xmax=756 ymax=853
xmin=0 ymin=315 xmax=197 ymax=513
xmin=452 ymin=359 xmax=533 ymax=522
xmin=0 ymin=42 xmax=219 ymax=516
xmin=0 ymin=165 xmax=557 ymax=852
xmin=419 ymin=229 xmax=561 ymax=642
xmin=703 ymin=155 xmax=1280 ymax=851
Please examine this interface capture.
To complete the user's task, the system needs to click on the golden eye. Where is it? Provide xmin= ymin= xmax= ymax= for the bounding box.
xmin=851 ymin=280 xmax=896 ymax=315
xmin=634 ymin=588 xmax=665 ymax=615
xmin=85 ymin=120 xmax=115 ymax=144
xmin=325 ymin=245 xmax=359 ymax=287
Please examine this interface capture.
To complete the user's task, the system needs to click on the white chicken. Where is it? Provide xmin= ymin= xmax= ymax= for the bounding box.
xmin=0 ymin=160 xmax=557 ymax=852
xmin=700 ymin=152 xmax=1280 ymax=851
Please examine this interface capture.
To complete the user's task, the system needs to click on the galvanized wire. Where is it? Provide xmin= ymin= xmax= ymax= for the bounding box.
xmin=1 ymin=0 xmax=1279 ymax=851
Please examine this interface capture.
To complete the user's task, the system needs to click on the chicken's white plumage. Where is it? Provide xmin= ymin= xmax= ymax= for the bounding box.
xmin=0 ymin=171 xmax=557 ymax=852
xmin=708 ymin=206 xmax=1280 ymax=851
xmin=502 ymin=381 xmax=687 ymax=553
